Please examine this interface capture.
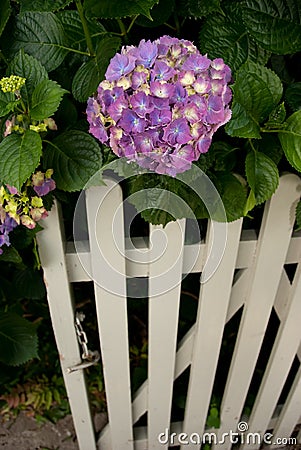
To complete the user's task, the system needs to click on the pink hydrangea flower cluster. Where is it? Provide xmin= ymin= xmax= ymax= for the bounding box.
xmin=87 ymin=36 xmax=232 ymax=176
xmin=0 ymin=170 xmax=56 ymax=255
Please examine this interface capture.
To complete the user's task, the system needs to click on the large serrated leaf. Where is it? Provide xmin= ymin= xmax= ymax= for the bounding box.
xmin=0 ymin=91 xmax=18 ymax=117
xmin=178 ymin=0 xmax=220 ymax=17
xmin=136 ymin=0 xmax=175 ymax=27
xmin=13 ymin=268 xmax=46 ymax=300
xmin=0 ymin=312 xmax=38 ymax=366
xmin=0 ymin=130 xmax=42 ymax=190
xmin=9 ymin=50 xmax=48 ymax=102
xmin=0 ymin=0 xmax=11 ymax=38
xmin=278 ymin=110 xmax=301 ymax=172
xmin=285 ymin=82 xmax=301 ymax=112
xmin=57 ymin=10 xmax=106 ymax=52
xmin=245 ymin=151 xmax=279 ymax=204
xmin=199 ymin=12 xmax=270 ymax=72
xmin=216 ymin=173 xmax=247 ymax=221
xmin=43 ymin=130 xmax=102 ymax=191
xmin=83 ymin=0 xmax=159 ymax=19
xmin=30 ymin=79 xmax=68 ymax=120
xmin=72 ymin=37 xmax=121 ymax=102
xmin=9 ymin=12 xmax=68 ymax=72
xmin=241 ymin=0 xmax=301 ymax=54
xmin=0 ymin=247 xmax=23 ymax=264
xmin=226 ymin=62 xmax=283 ymax=138
xmin=18 ymin=0 xmax=72 ymax=12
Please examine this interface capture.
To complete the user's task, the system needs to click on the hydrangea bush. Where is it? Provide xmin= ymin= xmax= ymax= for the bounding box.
xmin=87 ymin=36 xmax=232 ymax=176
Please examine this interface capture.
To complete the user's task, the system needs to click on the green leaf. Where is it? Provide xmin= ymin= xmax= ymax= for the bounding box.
xmin=296 ymin=199 xmax=301 ymax=230
xmin=0 ymin=91 xmax=18 ymax=117
xmin=264 ymin=102 xmax=286 ymax=129
xmin=83 ymin=0 xmax=159 ymax=19
xmin=57 ymin=10 xmax=106 ymax=52
xmin=30 ymin=79 xmax=68 ymax=120
xmin=136 ymin=0 xmax=175 ymax=27
xmin=72 ymin=37 xmax=121 ymax=102
xmin=178 ymin=0 xmax=220 ymax=17
xmin=0 ymin=312 xmax=38 ymax=366
xmin=278 ymin=110 xmax=301 ymax=171
xmin=0 ymin=0 xmax=11 ymax=38
xmin=216 ymin=173 xmax=247 ymax=221
xmin=285 ymin=82 xmax=301 ymax=112
xmin=9 ymin=12 xmax=68 ymax=72
xmin=13 ymin=268 xmax=46 ymax=300
xmin=255 ymin=134 xmax=283 ymax=165
xmin=72 ymin=60 xmax=100 ymax=103
xmin=9 ymin=50 xmax=48 ymax=102
xmin=245 ymin=151 xmax=279 ymax=204
xmin=199 ymin=12 xmax=270 ymax=72
xmin=226 ymin=62 xmax=283 ymax=138
xmin=206 ymin=406 xmax=220 ymax=429
xmin=18 ymin=0 xmax=72 ymax=12
xmin=241 ymin=0 xmax=301 ymax=54
xmin=226 ymin=102 xmax=262 ymax=139
xmin=43 ymin=130 xmax=102 ymax=191
xmin=0 ymin=247 xmax=22 ymax=264
xmin=0 ymin=130 xmax=42 ymax=190
xmin=10 ymin=223 xmax=43 ymax=249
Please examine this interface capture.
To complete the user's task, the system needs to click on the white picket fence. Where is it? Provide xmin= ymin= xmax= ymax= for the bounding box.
xmin=37 ymin=173 xmax=301 ymax=450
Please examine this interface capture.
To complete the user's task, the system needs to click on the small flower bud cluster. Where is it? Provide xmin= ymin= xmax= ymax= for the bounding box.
xmin=0 ymin=75 xmax=26 ymax=93
xmin=0 ymin=170 xmax=56 ymax=255
xmin=87 ymin=35 xmax=232 ymax=176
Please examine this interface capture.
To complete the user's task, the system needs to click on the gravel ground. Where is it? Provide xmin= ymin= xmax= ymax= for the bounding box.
xmin=0 ymin=412 xmax=107 ymax=450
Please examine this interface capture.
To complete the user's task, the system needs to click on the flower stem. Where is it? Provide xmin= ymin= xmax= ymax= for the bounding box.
xmin=117 ymin=18 xmax=129 ymax=44
xmin=75 ymin=0 xmax=95 ymax=57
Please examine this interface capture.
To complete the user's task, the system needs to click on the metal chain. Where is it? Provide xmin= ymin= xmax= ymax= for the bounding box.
xmin=67 ymin=312 xmax=100 ymax=373
xmin=75 ymin=312 xmax=90 ymax=359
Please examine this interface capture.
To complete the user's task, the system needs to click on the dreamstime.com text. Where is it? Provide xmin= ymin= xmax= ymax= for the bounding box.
xmin=158 ymin=422 xmax=298 ymax=446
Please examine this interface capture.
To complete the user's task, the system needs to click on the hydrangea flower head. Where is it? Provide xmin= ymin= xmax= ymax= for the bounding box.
xmin=87 ymin=36 xmax=232 ymax=176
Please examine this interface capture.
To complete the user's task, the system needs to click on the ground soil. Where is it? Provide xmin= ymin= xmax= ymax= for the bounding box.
xmin=0 ymin=412 xmax=107 ymax=450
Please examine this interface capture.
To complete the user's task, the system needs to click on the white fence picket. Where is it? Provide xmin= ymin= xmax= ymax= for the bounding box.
xmin=214 ymin=174 xmax=301 ymax=450
xmin=36 ymin=202 xmax=96 ymax=450
xmin=181 ymin=219 xmax=243 ymax=450
xmin=148 ymin=220 xmax=186 ymax=449
xmin=271 ymin=364 xmax=301 ymax=447
xmin=85 ymin=180 xmax=133 ymax=450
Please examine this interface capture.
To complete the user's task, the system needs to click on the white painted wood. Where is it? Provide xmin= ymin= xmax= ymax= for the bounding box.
xmin=181 ymin=219 xmax=243 ymax=450
xmin=64 ymin=232 xmax=301 ymax=282
xmin=241 ymin=263 xmax=301 ymax=450
xmin=214 ymin=174 xmax=301 ymax=450
xmin=271 ymin=365 xmax=301 ymax=447
xmin=148 ymin=219 xmax=186 ymax=449
xmin=37 ymin=202 xmax=96 ymax=450
xmin=85 ymin=180 xmax=133 ymax=450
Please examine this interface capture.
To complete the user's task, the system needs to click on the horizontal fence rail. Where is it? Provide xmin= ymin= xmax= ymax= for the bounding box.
xmin=37 ymin=174 xmax=301 ymax=450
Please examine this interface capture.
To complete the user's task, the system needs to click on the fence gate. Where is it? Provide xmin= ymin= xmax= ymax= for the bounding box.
xmin=37 ymin=173 xmax=301 ymax=450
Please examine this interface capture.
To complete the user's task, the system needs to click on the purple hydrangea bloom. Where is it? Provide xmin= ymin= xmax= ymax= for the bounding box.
xmin=163 ymin=118 xmax=192 ymax=145
xmin=0 ymin=215 xmax=18 ymax=253
xmin=87 ymin=35 xmax=232 ymax=176
xmin=105 ymin=54 xmax=136 ymax=81
xmin=33 ymin=178 xmax=56 ymax=196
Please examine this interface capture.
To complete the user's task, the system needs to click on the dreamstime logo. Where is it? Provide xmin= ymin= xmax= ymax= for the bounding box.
xmin=73 ymin=157 xmax=228 ymax=298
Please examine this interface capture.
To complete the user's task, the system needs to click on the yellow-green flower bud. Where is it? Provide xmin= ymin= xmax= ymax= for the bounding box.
xmin=0 ymin=75 xmax=26 ymax=93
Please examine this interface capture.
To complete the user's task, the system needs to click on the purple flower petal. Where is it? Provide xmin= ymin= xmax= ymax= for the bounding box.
xmin=105 ymin=54 xmax=136 ymax=81
xmin=150 ymin=81 xmax=175 ymax=98
xmin=163 ymin=118 xmax=192 ymax=145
